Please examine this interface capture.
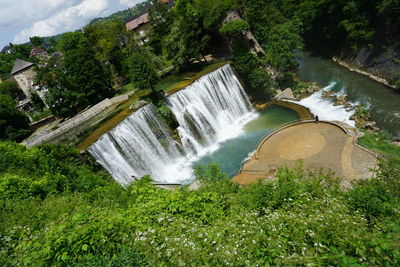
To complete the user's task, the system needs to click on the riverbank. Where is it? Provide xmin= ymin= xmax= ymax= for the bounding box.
xmin=333 ymin=57 xmax=398 ymax=90
xmin=297 ymin=51 xmax=400 ymax=138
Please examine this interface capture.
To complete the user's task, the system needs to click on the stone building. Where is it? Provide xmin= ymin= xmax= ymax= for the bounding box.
xmin=10 ymin=59 xmax=48 ymax=112
xmin=11 ymin=59 xmax=36 ymax=99
xmin=1 ymin=45 xmax=12 ymax=54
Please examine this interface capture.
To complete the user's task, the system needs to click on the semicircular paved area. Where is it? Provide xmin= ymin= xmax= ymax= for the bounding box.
xmin=232 ymin=121 xmax=378 ymax=186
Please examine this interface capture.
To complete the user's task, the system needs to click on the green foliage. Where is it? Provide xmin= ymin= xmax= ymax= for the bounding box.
xmin=263 ymin=19 xmax=303 ymax=72
xmin=355 ymin=131 xmax=400 ymax=219
xmin=148 ymin=0 xmax=174 ymax=53
xmin=0 ymin=95 xmax=31 ymax=141
xmin=232 ymin=40 xmax=274 ymax=101
xmin=29 ymin=36 xmax=44 ymax=47
xmin=0 ymin=44 xmax=32 ymax=78
xmin=244 ymin=1 xmax=303 ymax=73
xmin=394 ymin=78 xmax=400 ymax=89
xmin=358 ymin=131 xmax=400 ymax=159
xmin=88 ymin=1 xmax=150 ymax=25
xmin=30 ymin=92 xmax=45 ymax=110
xmin=219 ymin=20 xmax=249 ymax=36
xmin=0 ymin=142 xmax=111 ymax=199
xmin=0 ymin=81 xmax=21 ymax=99
xmin=36 ymin=32 xmax=113 ymax=117
xmin=29 ymin=109 xmax=52 ymax=122
xmin=194 ymin=163 xmax=228 ymax=182
xmin=126 ymin=51 xmax=159 ymax=91
xmin=1 ymin=138 xmax=400 ymax=265
xmin=347 ymin=176 xmax=395 ymax=219
xmin=156 ymin=101 xmax=178 ymax=130
xmin=163 ymin=0 xmax=211 ymax=69
xmin=275 ymin=0 xmax=400 ymax=52
xmin=84 ymin=20 xmax=128 ymax=82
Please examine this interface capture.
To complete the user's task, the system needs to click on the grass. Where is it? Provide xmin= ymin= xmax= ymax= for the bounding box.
xmin=358 ymin=131 xmax=400 ymax=158
xmin=29 ymin=109 xmax=53 ymax=122
xmin=157 ymin=61 xmax=230 ymax=95
xmin=119 ymin=61 xmax=230 ymax=96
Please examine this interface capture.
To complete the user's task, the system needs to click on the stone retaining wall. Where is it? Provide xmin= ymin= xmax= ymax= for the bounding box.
xmin=23 ymin=93 xmax=131 ymax=148
xmin=274 ymin=100 xmax=314 ymax=120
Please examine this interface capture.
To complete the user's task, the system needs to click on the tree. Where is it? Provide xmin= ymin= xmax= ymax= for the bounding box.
xmin=164 ymin=0 xmax=211 ymax=69
xmin=263 ymin=19 xmax=303 ymax=73
xmin=37 ymin=32 xmax=113 ymax=117
xmin=29 ymin=36 xmax=44 ymax=47
xmin=0 ymin=44 xmax=32 ymax=78
xmin=84 ymin=20 xmax=128 ymax=82
xmin=126 ymin=52 xmax=159 ymax=92
xmin=0 ymin=94 xmax=31 ymax=141
xmin=31 ymin=92 xmax=45 ymax=110
xmin=219 ymin=20 xmax=249 ymax=37
xmin=0 ymin=81 xmax=22 ymax=99
xmin=232 ymin=39 xmax=274 ymax=101
xmin=148 ymin=0 xmax=174 ymax=53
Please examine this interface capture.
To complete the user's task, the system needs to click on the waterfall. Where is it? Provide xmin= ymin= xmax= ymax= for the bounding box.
xmin=88 ymin=64 xmax=256 ymax=185
xmin=88 ymin=104 xmax=189 ymax=185
xmin=168 ymin=64 xmax=256 ymax=158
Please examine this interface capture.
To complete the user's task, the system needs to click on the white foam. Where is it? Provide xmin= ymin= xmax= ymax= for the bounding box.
xmin=290 ymin=82 xmax=356 ymax=126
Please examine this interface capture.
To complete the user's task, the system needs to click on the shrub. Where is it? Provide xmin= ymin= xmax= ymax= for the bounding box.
xmin=219 ymin=20 xmax=249 ymax=36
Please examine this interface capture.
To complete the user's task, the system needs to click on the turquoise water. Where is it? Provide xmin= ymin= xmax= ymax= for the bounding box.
xmin=193 ymin=105 xmax=299 ymax=177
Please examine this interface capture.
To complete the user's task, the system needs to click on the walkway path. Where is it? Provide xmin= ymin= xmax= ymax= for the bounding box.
xmin=232 ymin=121 xmax=378 ymax=186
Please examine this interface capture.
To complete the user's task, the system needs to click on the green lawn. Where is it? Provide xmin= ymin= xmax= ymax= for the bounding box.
xmin=358 ymin=131 xmax=400 ymax=158
xmin=121 ymin=61 xmax=230 ymax=96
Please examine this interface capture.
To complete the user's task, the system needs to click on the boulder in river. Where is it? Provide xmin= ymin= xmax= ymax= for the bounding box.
xmin=275 ymin=88 xmax=294 ymax=100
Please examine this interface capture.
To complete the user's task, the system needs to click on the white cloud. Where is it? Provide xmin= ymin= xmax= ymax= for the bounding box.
xmin=11 ymin=0 xmax=110 ymax=44
xmin=0 ymin=0 xmax=80 ymax=29
xmin=119 ymin=0 xmax=143 ymax=8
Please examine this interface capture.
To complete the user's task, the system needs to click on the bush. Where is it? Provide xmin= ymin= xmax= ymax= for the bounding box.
xmin=0 ymin=142 xmax=112 ymax=200
xmin=232 ymin=41 xmax=275 ymax=101
xmin=194 ymin=163 xmax=227 ymax=182
xmin=1 ymin=140 xmax=400 ymax=266
xmin=219 ymin=20 xmax=249 ymax=36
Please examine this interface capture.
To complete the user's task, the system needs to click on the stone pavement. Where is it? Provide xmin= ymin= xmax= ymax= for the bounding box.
xmin=232 ymin=121 xmax=378 ymax=186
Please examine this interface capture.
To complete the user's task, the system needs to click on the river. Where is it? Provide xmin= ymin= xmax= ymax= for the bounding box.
xmin=297 ymin=51 xmax=400 ymax=137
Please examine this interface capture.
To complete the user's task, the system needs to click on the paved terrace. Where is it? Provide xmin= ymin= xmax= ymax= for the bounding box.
xmin=232 ymin=121 xmax=378 ymax=186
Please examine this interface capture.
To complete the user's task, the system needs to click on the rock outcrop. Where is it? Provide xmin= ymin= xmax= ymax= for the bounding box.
xmin=275 ymin=88 xmax=295 ymax=100
xmin=221 ymin=10 xmax=279 ymax=79
xmin=334 ymin=45 xmax=400 ymax=90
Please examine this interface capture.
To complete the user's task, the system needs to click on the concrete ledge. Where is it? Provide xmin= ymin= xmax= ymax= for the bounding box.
xmin=233 ymin=120 xmax=378 ymax=186
xmin=274 ymin=100 xmax=314 ymax=120
xmin=22 ymin=92 xmax=132 ymax=148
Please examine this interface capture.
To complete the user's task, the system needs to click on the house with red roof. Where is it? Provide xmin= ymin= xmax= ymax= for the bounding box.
xmin=29 ymin=46 xmax=48 ymax=58
xmin=125 ymin=0 xmax=175 ymax=44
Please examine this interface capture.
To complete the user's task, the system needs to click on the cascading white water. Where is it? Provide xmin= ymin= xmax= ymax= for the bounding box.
xmin=289 ymin=82 xmax=356 ymax=126
xmin=88 ymin=64 xmax=256 ymax=185
xmin=168 ymin=64 xmax=256 ymax=158
xmin=88 ymin=104 xmax=189 ymax=186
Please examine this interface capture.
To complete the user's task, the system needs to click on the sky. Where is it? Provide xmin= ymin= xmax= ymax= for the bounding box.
xmin=0 ymin=0 xmax=146 ymax=49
